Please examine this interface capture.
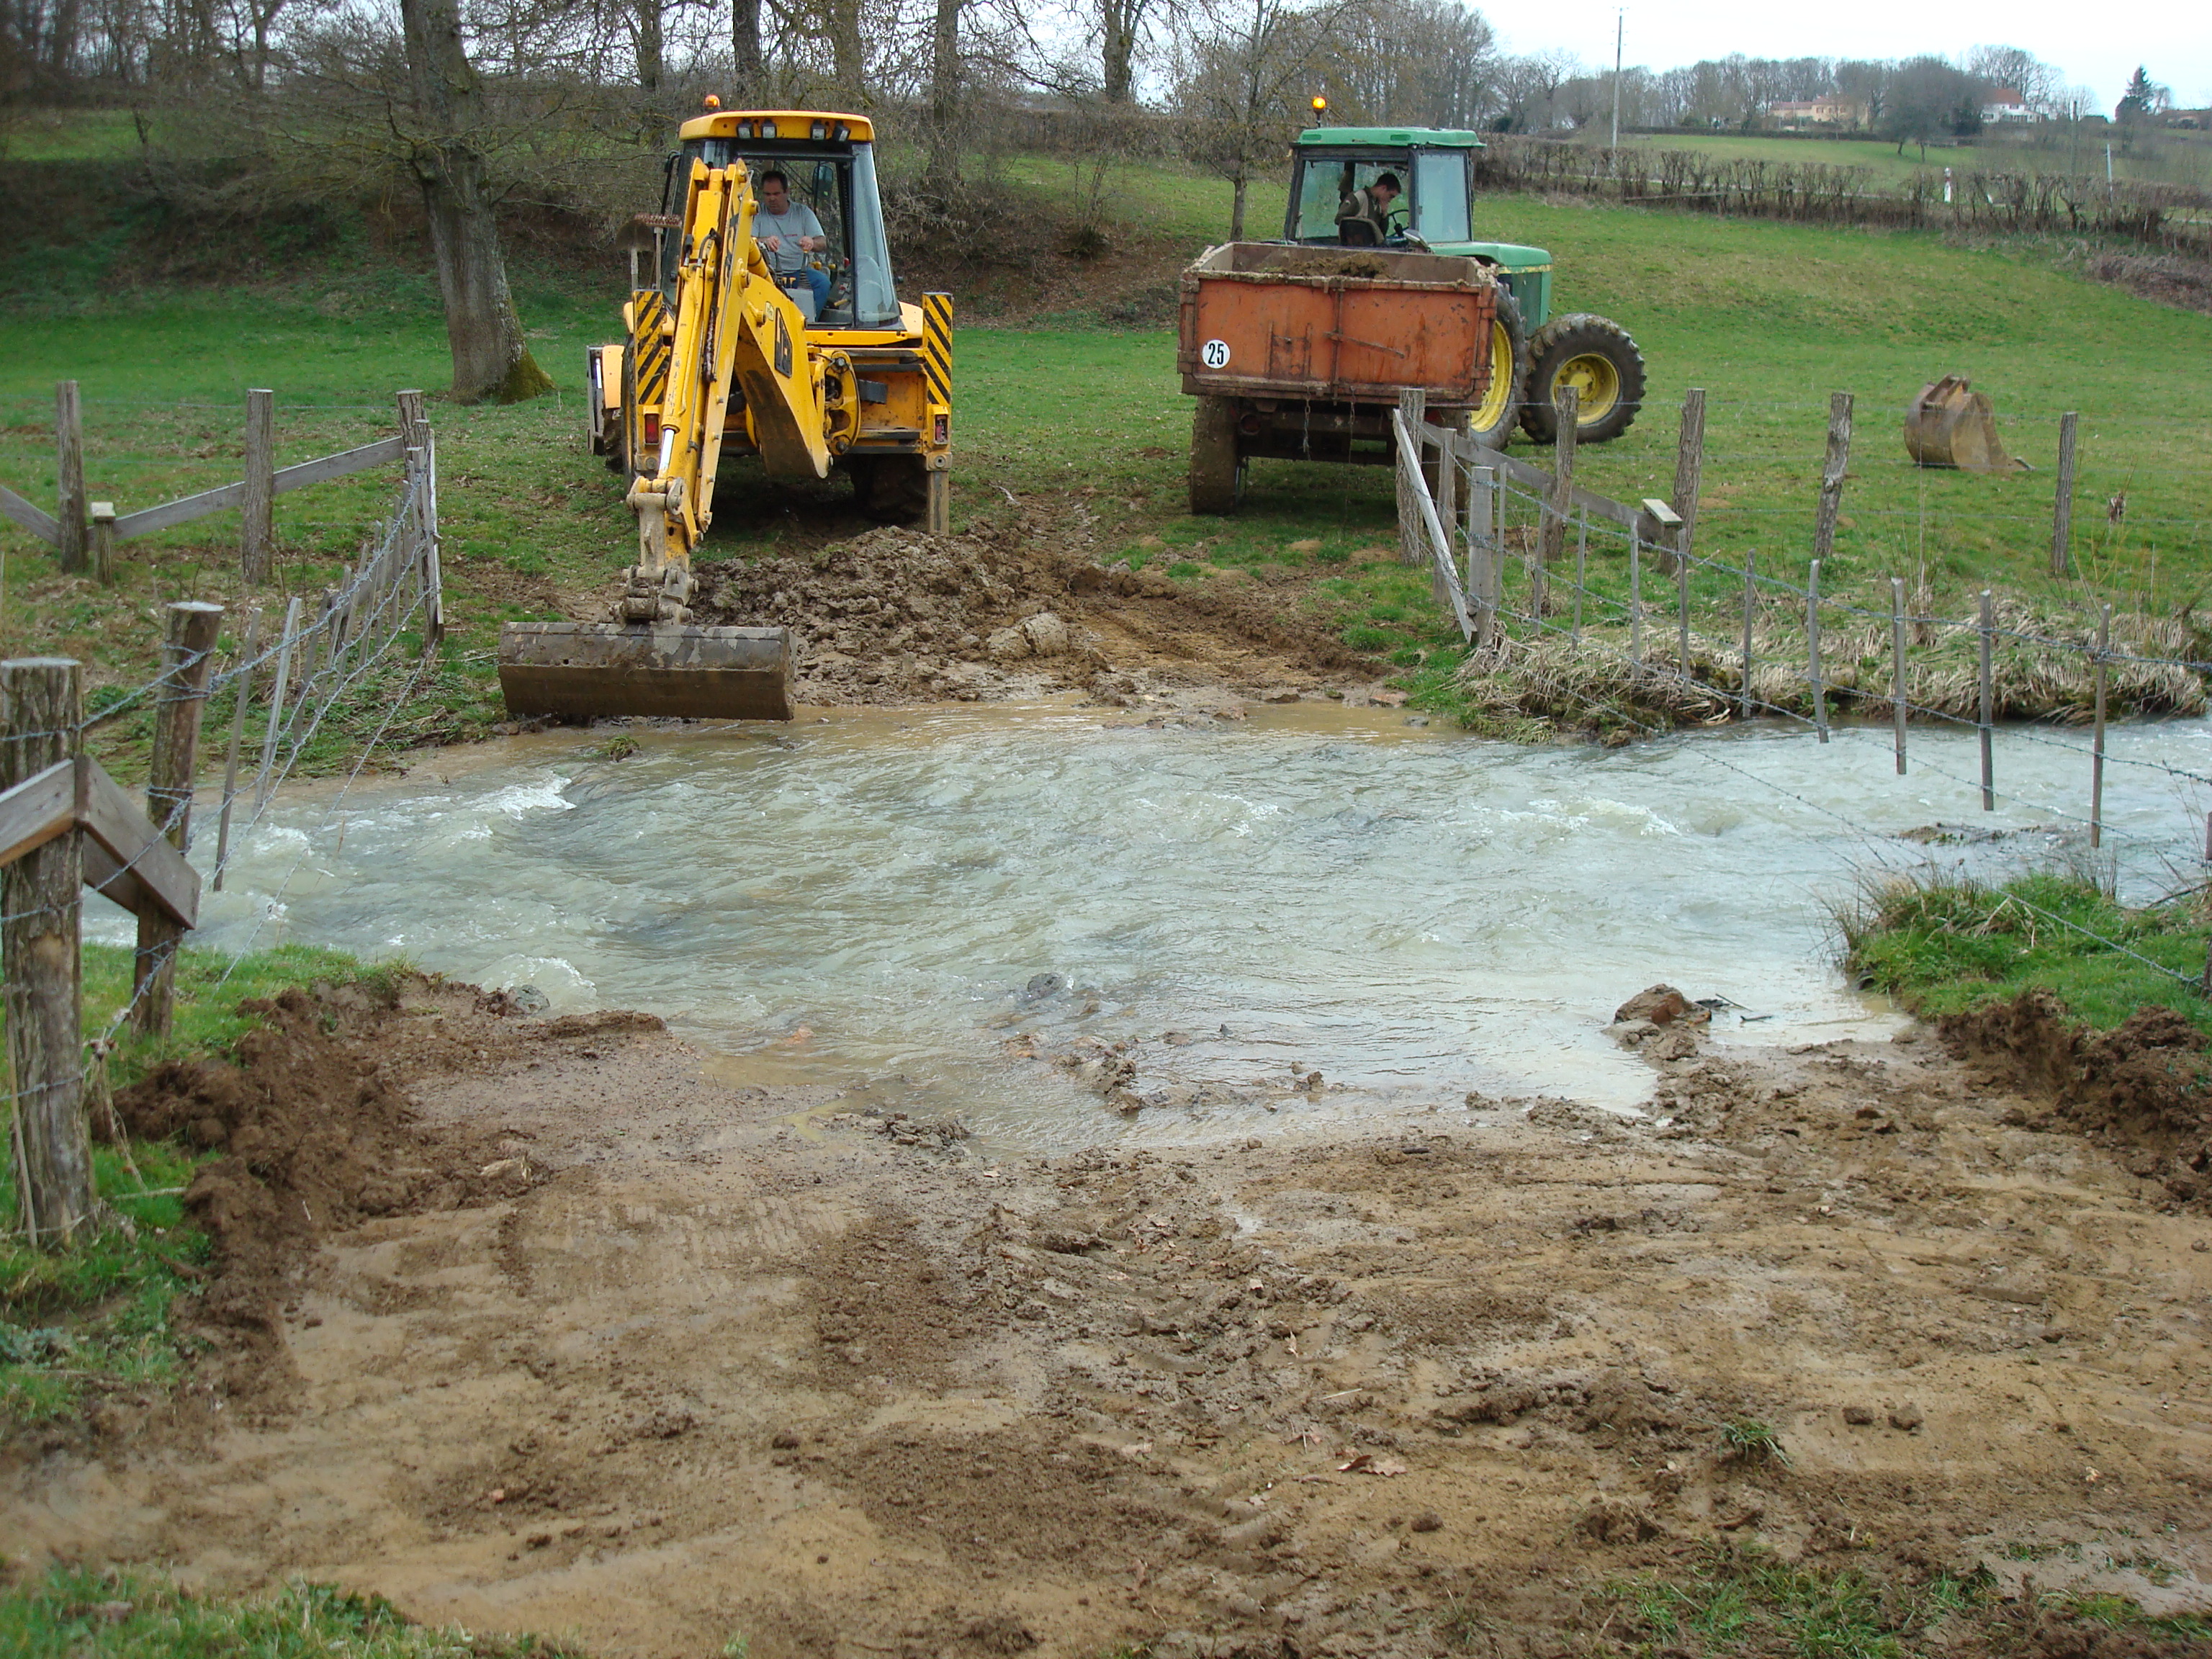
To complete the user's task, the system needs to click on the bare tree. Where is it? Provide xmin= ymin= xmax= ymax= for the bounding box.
xmin=397 ymin=0 xmax=554 ymax=403
xmin=1175 ymin=0 xmax=1364 ymax=239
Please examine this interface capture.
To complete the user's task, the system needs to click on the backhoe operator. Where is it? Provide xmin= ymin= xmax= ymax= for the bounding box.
xmin=755 ymin=169 xmax=831 ymax=316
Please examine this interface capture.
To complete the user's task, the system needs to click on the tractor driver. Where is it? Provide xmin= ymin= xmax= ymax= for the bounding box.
xmin=1336 ymin=171 xmax=1401 ymax=246
xmin=755 ymin=169 xmax=832 ymax=318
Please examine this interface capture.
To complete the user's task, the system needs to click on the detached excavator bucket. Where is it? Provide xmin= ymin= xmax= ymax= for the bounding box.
xmin=497 ymin=623 xmax=793 ymax=721
xmin=1904 ymin=376 xmax=2031 ymax=475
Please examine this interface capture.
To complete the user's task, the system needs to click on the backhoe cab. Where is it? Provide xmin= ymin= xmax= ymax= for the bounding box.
xmin=499 ymin=108 xmax=954 ymax=724
xmin=1283 ymin=127 xmax=1643 ymax=448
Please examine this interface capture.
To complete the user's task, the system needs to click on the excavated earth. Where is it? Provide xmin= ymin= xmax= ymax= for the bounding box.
xmin=692 ymin=512 xmax=1380 ymax=710
xmin=5 ymin=979 xmax=2212 ymax=1658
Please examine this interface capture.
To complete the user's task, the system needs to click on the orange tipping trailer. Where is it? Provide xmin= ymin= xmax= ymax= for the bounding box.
xmin=1176 ymin=243 xmax=1498 ymax=513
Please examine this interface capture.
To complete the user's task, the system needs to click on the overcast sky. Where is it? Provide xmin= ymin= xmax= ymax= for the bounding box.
xmin=1493 ymin=0 xmax=2211 ymax=113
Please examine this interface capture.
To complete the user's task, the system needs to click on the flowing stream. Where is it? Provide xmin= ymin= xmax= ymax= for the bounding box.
xmin=114 ymin=702 xmax=2212 ymax=1150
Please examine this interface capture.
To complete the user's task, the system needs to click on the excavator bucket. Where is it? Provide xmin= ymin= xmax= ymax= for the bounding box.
xmin=1904 ymin=376 xmax=2031 ymax=475
xmin=497 ymin=623 xmax=793 ymax=722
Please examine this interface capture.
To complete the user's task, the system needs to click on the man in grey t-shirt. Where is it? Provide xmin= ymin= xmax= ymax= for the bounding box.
xmin=753 ymin=169 xmax=830 ymax=318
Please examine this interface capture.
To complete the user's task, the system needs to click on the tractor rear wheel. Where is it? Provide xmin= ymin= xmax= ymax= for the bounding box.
xmin=1467 ymin=287 xmax=1529 ymax=451
xmin=1189 ymin=396 xmax=1245 ymax=515
xmin=1519 ymin=314 xmax=1646 ymax=445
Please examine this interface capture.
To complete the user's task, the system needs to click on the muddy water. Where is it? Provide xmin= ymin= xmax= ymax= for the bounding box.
xmin=140 ymin=702 xmax=2212 ymax=1148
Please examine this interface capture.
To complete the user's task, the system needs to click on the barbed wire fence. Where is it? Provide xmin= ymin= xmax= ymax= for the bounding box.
xmin=2 ymin=430 xmax=442 ymax=1249
xmin=1395 ymin=388 xmax=2212 ymax=984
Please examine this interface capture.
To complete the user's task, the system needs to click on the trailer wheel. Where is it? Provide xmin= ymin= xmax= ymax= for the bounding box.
xmin=1467 ymin=288 xmax=1529 ymax=451
xmin=1189 ymin=396 xmax=1245 ymax=515
xmin=1520 ymin=314 xmax=1646 ymax=445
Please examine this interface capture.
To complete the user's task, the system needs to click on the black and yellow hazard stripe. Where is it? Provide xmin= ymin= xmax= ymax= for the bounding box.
xmin=631 ymin=289 xmax=673 ymax=408
xmin=920 ymin=292 xmax=953 ymax=411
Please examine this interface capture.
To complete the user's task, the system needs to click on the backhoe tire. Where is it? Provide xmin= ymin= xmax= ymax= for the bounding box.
xmin=1467 ymin=286 xmax=1529 ymax=451
xmin=1189 ymin=396 xmax=1245 ymax=515
xmin=850 ymin=454 xmax=931 ymax=523
xmin=1519 ymin=313 xmax=1646 ymax=445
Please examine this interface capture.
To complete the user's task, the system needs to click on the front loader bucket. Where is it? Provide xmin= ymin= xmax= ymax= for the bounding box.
xmin=1904 ymin=375 xmax=2030 ymax=475
xmin=498 ymin=623 xmax=793 ymax=721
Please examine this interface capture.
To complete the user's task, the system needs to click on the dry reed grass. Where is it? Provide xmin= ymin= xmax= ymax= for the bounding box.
xmin=1452 ymin=596 xmax=2208 ymax=737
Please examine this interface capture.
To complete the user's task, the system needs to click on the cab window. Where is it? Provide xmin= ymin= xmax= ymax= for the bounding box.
xmin=1411 ymin=150 xmax=1470 ymax=243
xmin=657 ymin=143 xmax=899 ymax=328
xmin=1289 ymin=156 xmax=1413 ymax=241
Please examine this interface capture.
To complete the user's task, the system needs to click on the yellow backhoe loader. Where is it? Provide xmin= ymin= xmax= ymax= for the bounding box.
xmin=498 ymin=106 xmax=954 ymax=721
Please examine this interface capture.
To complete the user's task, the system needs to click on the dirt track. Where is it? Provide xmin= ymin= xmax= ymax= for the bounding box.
xmin=6 ymin=983 xmax=2212 ymax=1656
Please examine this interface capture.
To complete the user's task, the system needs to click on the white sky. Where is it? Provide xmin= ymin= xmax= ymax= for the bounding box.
xmin=1493 ymin=0 xmax=2212 ymax=114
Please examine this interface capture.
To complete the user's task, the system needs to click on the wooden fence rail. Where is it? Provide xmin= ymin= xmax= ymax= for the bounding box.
xmin=0 ymin=386 xmax=428 ymax=586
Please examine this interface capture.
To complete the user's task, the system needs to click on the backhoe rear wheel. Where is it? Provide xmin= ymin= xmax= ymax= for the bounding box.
xmin=1189 ymin=396 xmax=1245 ymax=515
xmin=850 ymin=454 xmax=931 ymax=523
xmin=1467 ymin=286 xmax=1529 ymax=451
xmin=1519 ymin=314 xmax=1646 ymax=445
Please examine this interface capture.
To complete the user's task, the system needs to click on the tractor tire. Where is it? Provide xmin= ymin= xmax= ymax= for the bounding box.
xmin=1467 ymin=286 xmax=1529 ymax=451
xmin=850 ymin=454 xmax=931 ymax=523
xmin=1189 ymin=396 xmax=1245 ymax=515
xmin=1519 ymin=313 xmax=1647 ymax=445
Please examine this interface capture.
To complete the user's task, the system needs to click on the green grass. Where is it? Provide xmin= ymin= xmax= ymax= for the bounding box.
xmin=1603 ymin=1545 xmax=1984 ymax=1659
xmin=2 ymin=942 xmax=398 ymax=1427
xmin=0 ymin=108 xmax=150 ymax=161
xmin=0 ymin=1565 xmax=583 ymax=1656
xmin=0 ymin=163 xmax=2208 ymax=753
xmin=1839 ymin=871 xmax=2212 ymax=1035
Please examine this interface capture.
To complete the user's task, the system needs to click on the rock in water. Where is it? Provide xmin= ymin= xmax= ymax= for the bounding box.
xmin=1612 ymin=984 xmax=1709 ymax=1028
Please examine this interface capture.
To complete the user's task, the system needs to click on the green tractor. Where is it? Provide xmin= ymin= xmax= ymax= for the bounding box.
xmin=1283 ymin=125 xmax=1645 ymax=448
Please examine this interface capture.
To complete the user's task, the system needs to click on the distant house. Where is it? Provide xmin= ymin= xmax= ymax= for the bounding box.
xmin=1771 ymin=96 xmax=1869 ymax=130
xmin=1979 ymin=88 xmax=2047 ymax=123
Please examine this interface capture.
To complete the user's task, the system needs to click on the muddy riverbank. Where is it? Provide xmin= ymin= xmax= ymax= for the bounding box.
xmin=6 ymin=976 xmax=2210 ymax=1658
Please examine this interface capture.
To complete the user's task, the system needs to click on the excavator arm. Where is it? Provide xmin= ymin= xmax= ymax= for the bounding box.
xmin=621 ymin=157 xmax=858 ymax=625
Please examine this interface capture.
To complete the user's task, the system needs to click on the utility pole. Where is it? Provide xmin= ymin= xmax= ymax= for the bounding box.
xmin=1609 ymin=9 xmax=1624 ymax=152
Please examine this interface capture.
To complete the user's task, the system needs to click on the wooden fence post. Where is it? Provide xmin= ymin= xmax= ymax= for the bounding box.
xmin=1668 ymin=387 xmax=1705 ymax=574
xmin=1739 ymin=549 xmax=1757 ymax=719
xmin=1542 ymin=386 xmax=1579 ymax=573
xmin=2090 ymin=603 xmax=2110 ymax=852
xmin=1628 ymin=532 xmax=1642 ymax=672
xmin=395 ymin=389 xmax=428 ymax=451
xmin=1977 ymin=589 xmax=1995 ymax=810
xmin=1812 ymin=392 xmax=1853 ymax=562
xmin=241 ymin=388 xmax=275 ymax=586
xmin=1808 ymin=559 xmax=1827 ymax=742
xmin=132 ymin=602 xmax=223 ymax=1038
xmin=1469 ymin=465 xmax=1496 ymax=652
xmin=88 ymin=502 xmax=115 ymax=586
xmin=2050 ymin=411 xmax=2078 ymax=579
xmin=1891 ymin=577 xmax=1908 ymax=776
xmin=55 ymin=382 xmax=87 ymax=576
xmin=1573 ymin=518 xmax=1586 ymax=644
xmin=2 ymin=656 xmax=90 ymax=1247
xmin=212 ymin=608 xmax=261 ymax=892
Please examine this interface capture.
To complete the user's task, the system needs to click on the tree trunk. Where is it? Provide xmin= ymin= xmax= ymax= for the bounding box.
xmin=1230 ymin=163 xmax=1247 ymax=240
xmin=824 ymin=0 xmax=864 ymax=99
xmin=399 ymin=0 xmax=554 ymax=405
xmin=731 ymin=0 xmax=764 ymax=100
xmin=1100 ymin=0 xmax=1138 ymax=102
xmin=922 ymin=0 xmax=961 ymax=194
xmin=635 ymin=0 xmax=663 ymax=138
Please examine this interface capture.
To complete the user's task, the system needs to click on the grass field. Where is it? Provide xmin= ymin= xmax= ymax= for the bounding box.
xmin=0 ymin=153 xmax=2208 ymax=755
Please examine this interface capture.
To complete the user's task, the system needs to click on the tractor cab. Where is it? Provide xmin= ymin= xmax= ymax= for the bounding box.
xmin=1283 ymin=127 xmax=1550 ymax=330
xmin=1277 ymin=124 xmax=1645 ymax=449
xmin=654 ymin=111 xmax=902 ymax=333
